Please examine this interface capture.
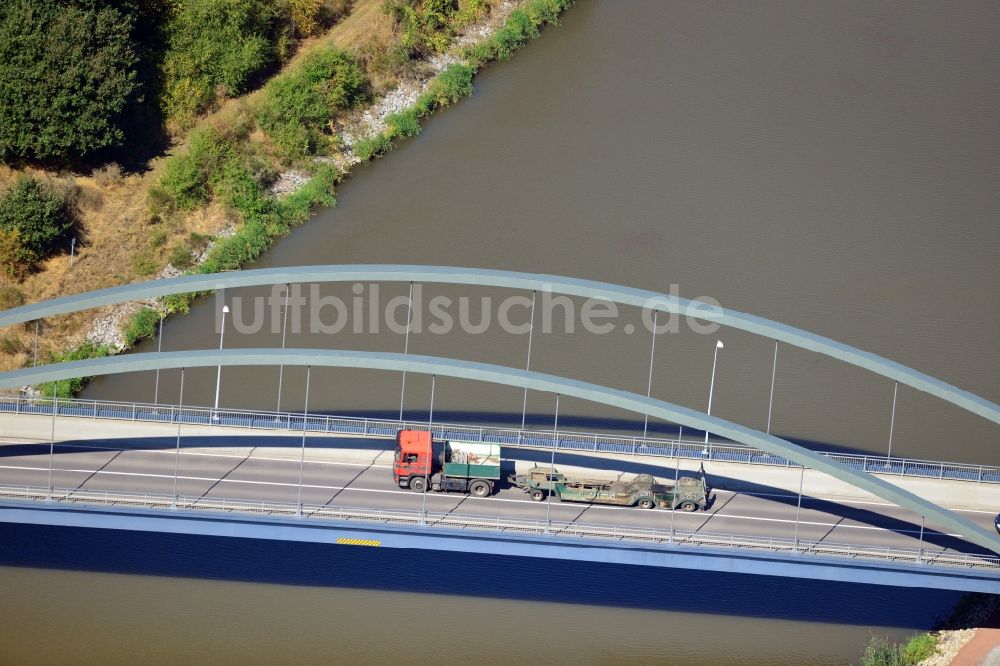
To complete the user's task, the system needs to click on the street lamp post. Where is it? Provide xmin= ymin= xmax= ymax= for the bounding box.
xmin=520 ymin=290 xmax=536 ymax=440
xmin=47 ymin=382 xmax=57 ymax=501
xmin=917 ymin=516 xmax=925 ymax=563
xmin=275 ymin=284 xmax=290 ymax=422
xmin=885 ymin=381 xmax=899 ymax=467
xmin=545 ymin=393 xmax=560 ymax=533
xmin=296 ymin=366 xmax=311 ymax=516
xmin=153 ymin=312 xmax=164 ymax=409
xmin=669 ymin=450 xmax=680 ymax=543
xmin=420 ymin=374 xmax=436 ymax=523
xmin=212 ymin=304 xmax=229 ymax=421
xmin=399 ymin=282 xmax=414 ymax=422
xmin=703 ymin=340 xmax=724 ymax=454
xmin=793 ymin=465 xmax=805 ymax=551
xmin=642 ymin=310 xmax=659 ymax=440
xmin=766 ymin=339 xmax=777 ymax=434
xmin=172 ymin=368 xmax=185 ymax=507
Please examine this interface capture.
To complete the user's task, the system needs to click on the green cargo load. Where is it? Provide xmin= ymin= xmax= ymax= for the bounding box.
xmin=442 ymin=441 xmax=501 ymax=480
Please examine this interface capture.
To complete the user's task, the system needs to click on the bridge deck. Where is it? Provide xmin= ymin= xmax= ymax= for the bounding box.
xmin=0 ymin=427 xmax=996 ymax=572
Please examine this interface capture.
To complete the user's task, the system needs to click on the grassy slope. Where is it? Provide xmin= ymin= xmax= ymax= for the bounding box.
xmin=0 ymin=0 xmax=572 ymax=376
xmin=0 ymin=0 xmax=385 ymax=371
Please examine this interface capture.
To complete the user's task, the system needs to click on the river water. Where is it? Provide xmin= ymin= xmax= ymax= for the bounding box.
xmin=36 ymin=0 xmax=1000 ymax=662
xmin=0 ymin=564 xmax=961 ymax=665
xmin=85 ymin=0 xmax=1000 ymax=464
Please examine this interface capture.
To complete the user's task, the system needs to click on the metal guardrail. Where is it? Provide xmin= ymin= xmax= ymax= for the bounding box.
xmin=1 ymin=484 xmax=998 ymax=573
xmin=1 ymin=394 xmax=998 ymax=484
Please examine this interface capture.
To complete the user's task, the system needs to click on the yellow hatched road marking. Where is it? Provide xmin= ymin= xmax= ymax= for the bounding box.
xmin=336 ymin=538 xmax=381 ymax=547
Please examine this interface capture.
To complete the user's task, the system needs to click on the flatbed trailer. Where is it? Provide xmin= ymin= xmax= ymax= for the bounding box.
xmin=510 ymin=466 xmax=708 ymax=511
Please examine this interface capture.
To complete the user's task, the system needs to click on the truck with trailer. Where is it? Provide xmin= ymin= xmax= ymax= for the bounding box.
xmin=393 ymin=429 xmax=502 ymax=497
xmin=510 ymin=466 xmax=709 ymax=511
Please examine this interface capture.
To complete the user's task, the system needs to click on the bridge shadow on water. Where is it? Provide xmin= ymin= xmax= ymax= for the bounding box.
xmin=0 ymin=423 xmax=980 ymax=628
xmin=0 ymin=522 xmax=965 ymax=630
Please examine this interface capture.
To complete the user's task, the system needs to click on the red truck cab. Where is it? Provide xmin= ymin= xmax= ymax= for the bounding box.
xmin=394 ymin=429 xmax=434 ymax=490
xmin=393 ymin=429 xmax=501 ymax=496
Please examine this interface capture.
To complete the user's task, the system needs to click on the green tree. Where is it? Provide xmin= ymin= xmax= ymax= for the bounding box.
xmin=281 ymin=0 xmax=323 ymax=37
xmin=0 ymin=0 xmax=141 ymax=162
xmin=0 ymin=176 xmax=74 ymax=266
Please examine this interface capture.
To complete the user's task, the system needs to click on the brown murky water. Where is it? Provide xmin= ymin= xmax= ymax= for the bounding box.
xmin=60 ymin=0 xmax=1000 ymax=662
xmin=86 ymin=0 xmax=1000 ymax=465
xmin=0 ymin=566 xmax=944 ymax=666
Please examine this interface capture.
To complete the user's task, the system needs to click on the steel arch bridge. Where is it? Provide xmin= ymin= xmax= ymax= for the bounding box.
xmin=1 ymin=265 xmax=998 ymax=554
xmin=1 ymin=264 xmax=998 ymax=425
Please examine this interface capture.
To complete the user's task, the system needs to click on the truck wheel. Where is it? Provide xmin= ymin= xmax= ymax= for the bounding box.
xmin=529 ymin=488 xmax=545 ymax=502
xmin=679 ymin=500 xmax=697 ymax=512
xmin=469 ymin=480 xmax=491 ymax=498
xmin=637 ymin=498 xmax=654 ymax=510
xmin=409 ymin=477 xmax=427 ymax=493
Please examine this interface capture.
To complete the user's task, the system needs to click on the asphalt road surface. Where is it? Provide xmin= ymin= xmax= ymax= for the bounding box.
xmin=0 ymin=435 xmax=995 ymax=557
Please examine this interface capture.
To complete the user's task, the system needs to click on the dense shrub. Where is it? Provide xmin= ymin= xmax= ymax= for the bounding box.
xmin=384 ymin=0 xmax=459 ymax=58
xmin=0 ymin=176 xmax=73 ymax=270
xmin=159 ymin=152 xmax=208 ymax=211
xmin=385 ymin=108 xmax=422 ymax=138
xmin=39 ymin=341 xmax=112 ymax=398
xmin=164 ymin=293 xmax=194 ymax=315
xmin=198 ymin=164 xmax=337 ymax=275
xmin=131 ymin=251 xmax=158 ymax=277
xmin=0 ymin=0 xmax=141 ymax=162
xmin=356 ymin=63 xmax=474 ymax=161
xmin=168 ymin=243 xmax=194 ymax=268
xmin=158 ymin=127 xmax=238 ymax=210
xmin=278 ymin=164 xmax=338 ymax=224
xmin=899 ymin=634 xmax=938 ymax=663
xmin=352 ymin=133 xmax=395 ymax=160
xmin=464 ymin=0 xmax=570 ymax=67
xmin=162 ymin=0 xmax=279 ymax=125
xmin=256 ymin=48 xmax=368 ymax=160
xmin=124 ymin=307 xmax=161 ymax=346
xmin=424 ymin=63 xmax=474 ymax=106
xmin=860 ymin=634 xmax=938 ymax=666
xmin=0 ymin=229 xmax=31 ymax=279
xmin=285 ymin=0 xmax=324 ymax=37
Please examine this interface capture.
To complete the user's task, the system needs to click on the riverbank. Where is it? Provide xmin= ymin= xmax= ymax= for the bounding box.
xmin=0 ymin=0 xmax=574 ymax=388
xmin=860 ymin=594 xmax=1000 ymax=665
xmin=924 ymin=595 xmax=1000 ymax=665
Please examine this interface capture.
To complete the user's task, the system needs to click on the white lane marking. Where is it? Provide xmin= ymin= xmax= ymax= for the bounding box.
xmin=0 ymin=463 xmax=965 ymax=538
xmin=0 ymin=439 xmax=391 ymax=469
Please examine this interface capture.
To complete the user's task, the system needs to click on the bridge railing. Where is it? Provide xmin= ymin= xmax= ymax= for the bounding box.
xmin=1 ymin=483 xmax=997 ymax=573
xmin=2 ymin=394 xmax=998 ymax=484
